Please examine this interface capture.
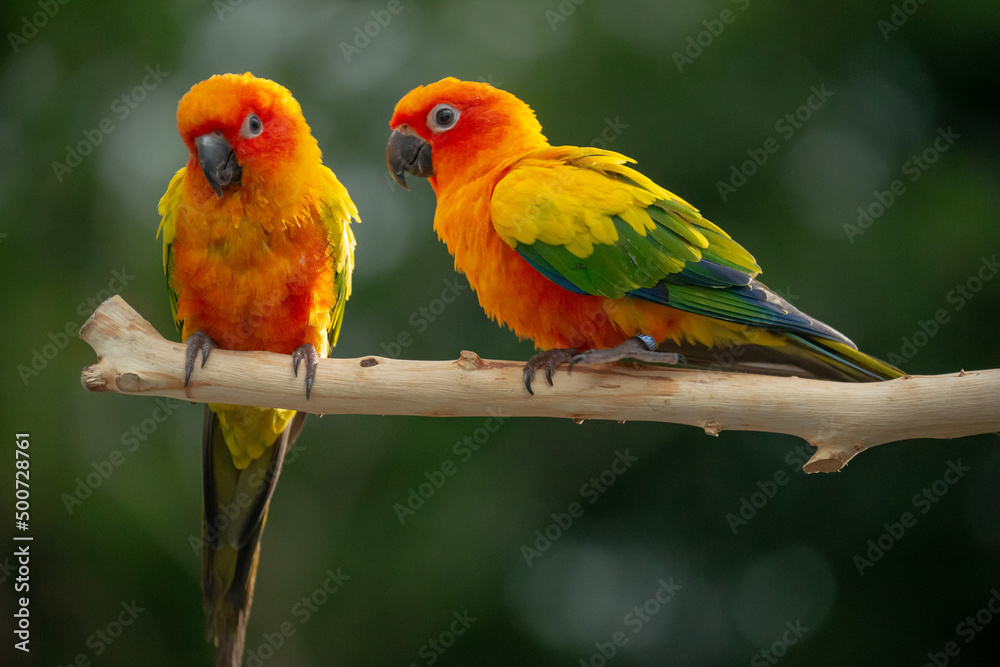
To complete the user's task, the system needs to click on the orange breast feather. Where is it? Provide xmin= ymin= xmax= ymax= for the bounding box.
xmin=169 ymin=176 xmax=335 ymax=355
xmin=432 ymin=179 xmax=703 ymax=352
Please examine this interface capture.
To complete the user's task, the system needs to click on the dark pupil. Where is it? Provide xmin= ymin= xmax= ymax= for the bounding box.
xmin=250 ymin=116 xmax=261 ymax=133
xmin=436 ymin=108 xmax=454 ymax=126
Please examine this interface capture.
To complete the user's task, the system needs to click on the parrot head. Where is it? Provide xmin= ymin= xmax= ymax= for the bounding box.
xmin=176 ymin=72 xmax=320 ymax=201
xmin=387 ymin=77 xmax=548 ymax=191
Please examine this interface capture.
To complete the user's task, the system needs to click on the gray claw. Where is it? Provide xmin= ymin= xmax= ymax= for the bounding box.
xmin=291 ymin=344 xmax=320 ymax=400
xmin=184 ymin=331 xmax=216 ymax=386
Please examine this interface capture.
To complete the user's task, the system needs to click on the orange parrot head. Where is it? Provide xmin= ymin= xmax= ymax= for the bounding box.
xmin=386 ymin=77 xmax=549 ymax=191
xmin=176 ymin=72 xmax=320 ymax=202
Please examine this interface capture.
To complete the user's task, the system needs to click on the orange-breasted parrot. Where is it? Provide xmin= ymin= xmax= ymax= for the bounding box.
xmin=386 ymin=78 xmax=901 ymax=392
xmin=157 ymin=73 xmax=357 ymax=666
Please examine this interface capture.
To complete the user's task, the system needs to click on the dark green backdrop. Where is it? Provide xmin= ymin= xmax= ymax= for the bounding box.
xmin=1 ymin=1 xmax=998 ymax=665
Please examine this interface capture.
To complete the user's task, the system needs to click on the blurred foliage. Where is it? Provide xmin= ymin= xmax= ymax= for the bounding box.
xmin=1 ymin=1 xmax=999 ymax=665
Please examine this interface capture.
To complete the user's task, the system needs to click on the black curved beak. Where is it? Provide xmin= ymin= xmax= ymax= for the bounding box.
xmin=386 ymin=124 xmax=433 ymax=190
xmin=195 ymin=131 xmax=241 ymax=197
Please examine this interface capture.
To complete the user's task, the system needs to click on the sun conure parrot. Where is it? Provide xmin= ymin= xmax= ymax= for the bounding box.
xmin=386 ymin=78 xmax=902 ymax=393
xmin=157 ymin=73 xmax=358 ymax=666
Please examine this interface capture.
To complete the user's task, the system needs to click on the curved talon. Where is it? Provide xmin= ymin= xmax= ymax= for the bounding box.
xmin=184 ymin=331 xmax=216 ymax=386
xmin=291 ymin=344 xmax=320 ymax=400
xmin=522 ymin=347 xmax=577 ymax=395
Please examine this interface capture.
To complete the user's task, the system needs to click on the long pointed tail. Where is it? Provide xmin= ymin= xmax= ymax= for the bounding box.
xmin=658 ymin=333 xmax=903 ymax=382
xmin=782 ymin=333 xmax=904 ymax=381
xmin=201 ymin=406 xmax=307 ymax=667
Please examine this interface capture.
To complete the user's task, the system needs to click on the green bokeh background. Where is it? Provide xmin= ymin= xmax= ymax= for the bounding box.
xmin=2 ymin=1 xmax=998 ymax=665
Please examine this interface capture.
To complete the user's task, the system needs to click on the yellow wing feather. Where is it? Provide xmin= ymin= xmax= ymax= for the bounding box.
xmin=157 ymin=168 xmax=186 ymax=330
xmin=315 ymin=167 xmax=359 ymax=348
xmin=491 ymin=146 xmax=748 ymax=267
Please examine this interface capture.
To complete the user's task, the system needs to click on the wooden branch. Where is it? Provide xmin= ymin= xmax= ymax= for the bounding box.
xmin=80 ymin=296 xmax=999 ymax=473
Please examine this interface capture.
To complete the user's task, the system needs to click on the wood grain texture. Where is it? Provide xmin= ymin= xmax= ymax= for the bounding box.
xmin=80 ymin=296 xmax=1000 ymax=473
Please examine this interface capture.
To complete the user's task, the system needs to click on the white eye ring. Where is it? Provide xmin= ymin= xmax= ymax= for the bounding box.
xmin=427 ymin=104 xmax=459 ymax=133
xmin=242 ymin=113 xmax=263 ymax=138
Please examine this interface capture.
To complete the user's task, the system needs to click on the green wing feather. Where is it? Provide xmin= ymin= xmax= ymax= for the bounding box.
xmin=490 ymin=146 xmax=855 ymax=346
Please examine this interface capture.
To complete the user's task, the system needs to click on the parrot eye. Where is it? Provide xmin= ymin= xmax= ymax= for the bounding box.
xmin=427 ymin=104 xmax=459 ymax=133
xmin=242 ymin=113 xmax=263 ymax=138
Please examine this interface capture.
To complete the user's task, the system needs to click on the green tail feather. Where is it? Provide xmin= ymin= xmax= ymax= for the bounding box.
xmin=201 ymin=407 xmax=307 ymax=667
xmin=784 ymin=334 xmax=904 ymax=381
xmin=657 ymin=333 xmax=903 ymax=382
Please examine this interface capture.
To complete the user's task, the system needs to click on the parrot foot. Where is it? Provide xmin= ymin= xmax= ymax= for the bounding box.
xmin=569 ymin=335 xmax=684 ymax=369
xmin=291 ymin=344 xmax=320 ymax=400
xmin=184 ymin=331 xmax=216 ymax=386
xmin=523 ymin=347 xmax=578 ymax=395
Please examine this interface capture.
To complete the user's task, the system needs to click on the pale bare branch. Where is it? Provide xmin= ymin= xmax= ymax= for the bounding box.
xmin=80 ymin=296 xmax=999 ymax=473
